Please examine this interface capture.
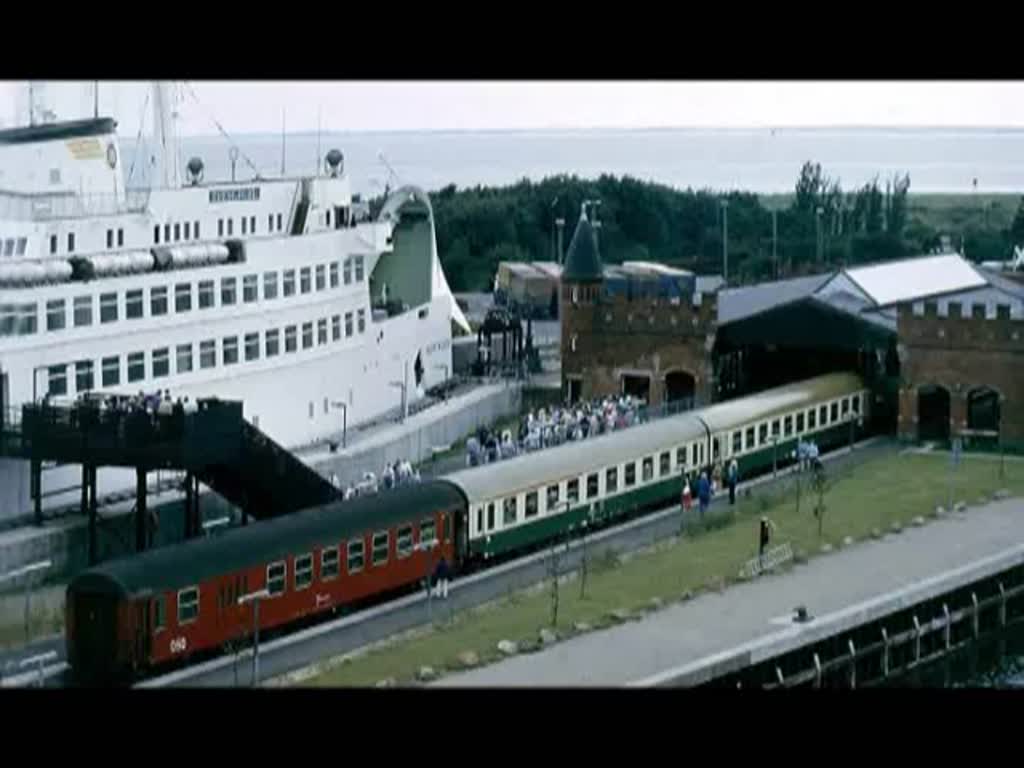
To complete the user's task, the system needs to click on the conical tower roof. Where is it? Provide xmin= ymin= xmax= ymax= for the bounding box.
xmin=562 ymin=209 xmax=603 ymax=282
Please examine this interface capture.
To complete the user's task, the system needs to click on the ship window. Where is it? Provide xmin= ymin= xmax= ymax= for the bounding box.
xmin=329 ymin=262 xmax=339 ymax=288
xmin=372 ymin=532 xmax=389 ymax=566
xmin=343 ymin=258 xmax=352 ymax=285
xmin=317 ymin=318 xmax=327 ymax=345
xmin=267 ymin=562 xmax=285 ymax=596
xmin=67 ymin=232 xmax=75 ymax=253
xmin=117 ymin=228 xmax=124 ymax=247
xmin=75 ymin=361 xmax=93 ymax=394
xmin=184 ymin=222 xmax=190 ymax=240
xmin=175 ymin=283 xmax=192 ymax=313
xmin=347 ymin=539 xmax=364 ymax=574
xmin=265 ymin=329 xmax=280 ymax=357
xmin=176 ymin=344 xmax=193 ymax=374
xmin=126 ymin=290 xmax=143 ymax=319
xmin=101 ymin=356 xmax=120 ymax=387
xmin=357 ymin=309 xmax=365 ymax=333
xmin=354 ymin=256 xmax=364 ymax=282
xmin=503 ymin=496 xmax=518 ymax=526
xmin=177 ymin=587 xmax=199 ymax=624
xmin=100 ymin=292 xmax=118 ymax=324
xmin=241 ymin=217 xmax=247 ymax=235
xmin=263 ymin=272 xmax=278 ymax=300
xmin=345 ymin=312 xmax=353 ymax=337
xmin=243 ymin=274 xmax=258 ymax=303
xmin=2 ymin=239 xmax=11 ymax=257
xmin=16 ymin=237 xmax=27 ymax=256
xmin=285 ymin=325 xmax=297 ymax=353
xmin=153 ymin=225 xmax=160 ymax=244
xmin=325 ymin=209 xmax=331 ymax=228
xmin=268 ymin=213 xmax=274 ymax=232
xmin=199 ymin=340 xmax=216 ymax=369
xmin=300 ymin=267 xmax=311 ymax=294
xmin=46 ymin=299 xmax=66 ymax=332
xmin=194 ymin=221 xmax=200 ymax=239
xmin=294 ymin=554 xmax=313 ymax=590
xmin=152 ymin=347 xmax=170 ymax=378
xmin=276 ymin=213 xmax=283 ymax=231
xmin=164 ymin=224 xmax=171 ymax=242
xmin=47 ymin=365 xmax=67 ymax=396
xmin=73 ymin=296 xmax=92 ymax=327
xmin=49 ymin=234 xmax=57 ymax=254
xmin=321 ymin=547 xmax=339 ymax=581
xmin=218 ymin=219 xmax=224 ymax=237
xmin=198 ymin=280 xmax=214 ymax=309
xmin=283 ymin=269 xmax=295 ymax=297
xmin=315 ymin=265 xmax=326 ymax=291
xmin=302 ymin=322 xmax=313 ymax=349
xmin=245 ymin=332 xmax=260 ymax=361
xmin=150 ymin=287 xmax=168 ymax=317
xmin=332 ymin=314 xmax=341 ymax=341
xmin=222 ymin=336 xmax=239 ymax=366
xmin=221 ymin=277 xmax=236 ymax=306
xmin=106 ymin=229 xmax=113 ymax=249
xmin=250 ymin=215 xmax=256 ymax=234
xmin=227 ymin=218 xmax=233 ymax=236
xmin=127 ymin=352 xmax=145 ymax=383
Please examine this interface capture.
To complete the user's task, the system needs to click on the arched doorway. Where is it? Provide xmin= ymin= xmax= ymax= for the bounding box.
xmin=967 ymin=387 xmax=1001 ymax=433
xmin=664 ymin=370 xmax=696 ymax=406
xmin=621 ymin=374 xmax=651 ymax=403
xmin=917 ymin=385 xmax=951 ymax=442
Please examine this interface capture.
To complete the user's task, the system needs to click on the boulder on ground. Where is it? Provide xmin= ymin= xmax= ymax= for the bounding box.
xmin=497 ymin=640 xmax=518 ymax=656
xmin=416 ymin=666 xmax=436 ymax=682
xmin=457 ymin=651 xmax=479 ymax=668
xmin=539 ymin=628 xmax=558 ymax=646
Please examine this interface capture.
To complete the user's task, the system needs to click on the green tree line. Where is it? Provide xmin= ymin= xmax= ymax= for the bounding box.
xmin=398 ymin=162 xmax=1024 ymax=293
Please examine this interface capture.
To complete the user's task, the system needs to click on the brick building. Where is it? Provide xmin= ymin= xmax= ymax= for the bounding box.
xmin=560 ymin=207 xmax=717 ymax=407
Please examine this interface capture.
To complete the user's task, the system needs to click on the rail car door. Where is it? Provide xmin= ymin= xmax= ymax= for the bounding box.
xmin=135 ymin=599 xmax=152 ymax=668
xmin=454 ymin=505 xmax=469 ymax=566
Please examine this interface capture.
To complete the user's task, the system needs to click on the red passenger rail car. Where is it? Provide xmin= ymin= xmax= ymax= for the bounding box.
xmin=66 ymin=481 xmax=467 ymax=685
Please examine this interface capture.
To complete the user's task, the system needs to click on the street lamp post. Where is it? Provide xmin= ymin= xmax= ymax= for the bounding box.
xmin=0 ymin=559 xmax=51 ymax=643
xmin=329 ymin=400 xmax=348 ymax=449
xmin=237 ymin=587 xmax=270 ymax=687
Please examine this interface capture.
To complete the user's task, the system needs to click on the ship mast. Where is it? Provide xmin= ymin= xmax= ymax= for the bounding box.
xmin=151 ymin=81 xmax=182 ymax=189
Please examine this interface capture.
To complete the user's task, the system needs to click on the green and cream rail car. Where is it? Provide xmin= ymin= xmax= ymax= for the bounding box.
xmin=444 ymin=372 xmax=870 ymax=566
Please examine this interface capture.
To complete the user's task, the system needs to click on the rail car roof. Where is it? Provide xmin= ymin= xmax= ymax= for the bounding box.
xmin=68 ymin=480 xmax=465 ymax=598
xmin=444 ymin=411 xmax=706 ymax=503
xmin=697 ymin=373 xmax=865 ymax=434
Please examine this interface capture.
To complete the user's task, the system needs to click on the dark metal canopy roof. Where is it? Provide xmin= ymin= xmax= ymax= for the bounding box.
xmin=69 ymin=480 xmax=466 ymax=598
xmin=562 ymin=213 xmax=603 ymax=282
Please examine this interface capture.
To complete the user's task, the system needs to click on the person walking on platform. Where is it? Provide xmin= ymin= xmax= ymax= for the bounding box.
xmin=759 ymin=516 xmax=776 ymax=569
xmin=728 ymin=459 xmax=739 ymax=506
xmin=681 ymin=474 xmax=693 ymax=515
xmin=433 ymin=556 xmax=451 ymax=599
xmin=697 ymin=471 xmax=711 ymax=518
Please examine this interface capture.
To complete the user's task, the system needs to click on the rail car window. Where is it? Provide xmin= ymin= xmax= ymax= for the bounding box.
xmin=676 ymin=447 xmax=686 ymax=469
xmin=347 ymin=540 xmax=365 ymax=574
xmin=525 ymin=491 xmax=539 ymax=519
xmin=712 ymin=438 xmax=720 ymax=461
xmin=420 ymin=519 xmax=437 ymax=546
xmin=796 ymin=413 xmax=805 ymax=433
xmin=486 ymin=504 xmax=495 ymax=531
xmin=568 ymin=478 xmax=580 ymax=503
xmin=267 ymin=562 xmax=286 ymax=596
xmin=606 ymin=467 xmax=618 ymax=494
xmin=808 ymin=409 xmax=817 ymax=430
xmin=841 ymin=397 xmax=850 ymax=416
xmin=732 ymin=431 xmax=742 ymax=454
xmin=475 ymin=507 xmax=483 ymax=536
xmin=623 ymin=462 xmax=635 ymax=488
xmin=852 ymin=393 xmax=861 ymax=414
xmin=503 ymin=497 xmax=518 ymax=526
xmin=746 ymin=427 xmax=755 ymax=450
xmin=397 ymin=526 xmax=413 ymax=558
xmin=372 ymin=532 xmax=389 ymax=566
xmin=153 ymin=596 xmax=165 ymax=632
xmin=547 ymin=484 xmax=560 ymax=509
xmin=295 ymin=554 xmax=313 ymax=590
xmin=642 ymin=457 xmax=654 ymax=482
xmin=784 ymin=416 xmax=793 ymax=438
xmin=691 ymin=444 xmax=698 ymax=468
xmin=586 ymin=473 xmax=599 ymax=499
xmin=445 ymin=514 xmax=452 ymax=542
xmin=819 ymin=405 xmax=828 ymax=426
xmin=830 ymin=402 xmax=839 ymax=423
xmin=660 ymin=452 xmax=671 ymax=476
xmin=321 ymin=548 xmax=340 ymax=580
xmin=177 ymin=587 xmax=199 ymax=625
xmin=759 ymin=423 xmax=768 ymax=445
xmin=771 ymin=420 xmax=780 ymax=437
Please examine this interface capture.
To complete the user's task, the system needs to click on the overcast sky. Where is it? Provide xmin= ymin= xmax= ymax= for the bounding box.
xmin=1 ymin=81 xmax=1023 ymax=135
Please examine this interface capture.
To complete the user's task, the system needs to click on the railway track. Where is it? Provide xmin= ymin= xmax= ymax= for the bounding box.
xmin=1 ymin=436 xmax=891 ymax=688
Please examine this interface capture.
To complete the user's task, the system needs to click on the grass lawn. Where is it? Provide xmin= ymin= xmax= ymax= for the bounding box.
xmin=295 ymin=449 xmax=1022 ymax=687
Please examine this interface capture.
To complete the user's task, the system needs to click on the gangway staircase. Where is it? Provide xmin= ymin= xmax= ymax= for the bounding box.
xmin=0 ymin=397 xmax=340 ymax=564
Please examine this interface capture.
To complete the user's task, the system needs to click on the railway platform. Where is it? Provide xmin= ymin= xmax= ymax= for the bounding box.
xmin=433 ymin=495 xmax=1024 ymax=687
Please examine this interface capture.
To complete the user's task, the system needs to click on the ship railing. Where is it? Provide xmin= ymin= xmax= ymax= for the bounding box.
xmin=0 ymin=188 xmax=151 ymax=221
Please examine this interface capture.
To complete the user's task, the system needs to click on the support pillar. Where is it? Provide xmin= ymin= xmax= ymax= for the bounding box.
xmin=31 ymin=458 xmax=42 ymax=526
xmin=951 ymin=394 xmax=968 ymax=440
xmin=135 ymin=468 xmax=147 ymax=553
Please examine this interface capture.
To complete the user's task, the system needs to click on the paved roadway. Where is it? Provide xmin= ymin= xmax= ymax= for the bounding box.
xmin=434 ymin=495 xmax=1024 ymax=687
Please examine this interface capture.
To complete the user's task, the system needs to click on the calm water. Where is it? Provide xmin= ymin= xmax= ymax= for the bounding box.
xmin=120 ymin=127 xmax=1024 ymax=196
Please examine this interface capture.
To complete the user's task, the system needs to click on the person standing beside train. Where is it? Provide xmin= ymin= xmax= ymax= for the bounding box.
xmin=697 ymin=471 xmax=711 ymax=518
xmin=728 ymin=459 xmax=739 ymax=506
xmin=433 ymin=556 xmax=451 ymax=599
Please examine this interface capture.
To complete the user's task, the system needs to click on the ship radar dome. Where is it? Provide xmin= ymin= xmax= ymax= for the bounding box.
xmin=325 ymin=149 xmax=344 ymax=177
xmin=186 ymin=157 xmax=204 ymax=185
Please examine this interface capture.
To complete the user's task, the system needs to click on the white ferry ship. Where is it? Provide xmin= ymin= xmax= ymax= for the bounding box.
xmin=0 ymin=81 xmax=469 ymax=518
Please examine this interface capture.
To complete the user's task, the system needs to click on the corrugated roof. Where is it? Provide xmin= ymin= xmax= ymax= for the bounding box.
xmin=69 ymin=481 xmax=466 ymax=596
xmin=844 ymin=253 xmax=987 ymax=307
xmin=717 ymin=273 xmax=831 ymax=324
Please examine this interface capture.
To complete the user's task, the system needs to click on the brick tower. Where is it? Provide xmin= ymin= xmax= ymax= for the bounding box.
xmin=560 ymin=205 xmax=604 ymax=403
